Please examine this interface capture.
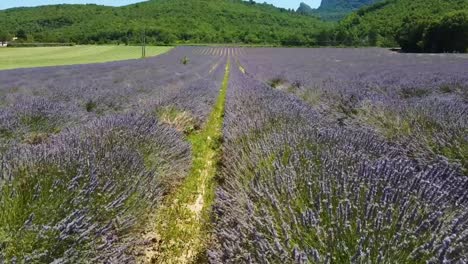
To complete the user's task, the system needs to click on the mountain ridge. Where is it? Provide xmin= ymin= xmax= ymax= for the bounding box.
xmin=297 ymin=0 xmax=381 ymax=21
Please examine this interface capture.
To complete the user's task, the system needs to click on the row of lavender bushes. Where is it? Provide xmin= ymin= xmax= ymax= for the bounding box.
xmin=209 ymin=60 xmax=468 ymax=263
xmin=0 ymin=47 xmax=224 ymax=262
xmin=239 ymin=48 xmax=468 ymax=173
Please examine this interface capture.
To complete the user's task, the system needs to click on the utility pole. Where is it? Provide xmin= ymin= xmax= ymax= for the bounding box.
xmin=141 ymin=28 xmax=146 ymax=58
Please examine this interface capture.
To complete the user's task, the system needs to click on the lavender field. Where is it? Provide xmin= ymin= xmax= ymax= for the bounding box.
xmin=0 ymin=47 xmax=467 ymax=263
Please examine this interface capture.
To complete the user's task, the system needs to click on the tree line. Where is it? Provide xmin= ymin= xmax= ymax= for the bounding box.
xmin=0 ymin=0 xmax=328 ymax=47
xmin=0 ymin=0 xmax=466 ymax=52
xmin=321 ymin=0 xmax=468 ymax=52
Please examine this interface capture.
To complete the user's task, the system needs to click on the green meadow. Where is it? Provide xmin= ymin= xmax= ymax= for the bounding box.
xmin=0 ymin=46 xmax=172 ymax=70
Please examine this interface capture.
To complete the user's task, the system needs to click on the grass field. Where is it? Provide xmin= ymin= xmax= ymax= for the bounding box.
xmin=0 ymin=45 xmax=173 ymax=70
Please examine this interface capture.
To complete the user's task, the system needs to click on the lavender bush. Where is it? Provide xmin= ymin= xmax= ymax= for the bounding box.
xmin=1 ymin=114 xmax=190 ymax=262
xmin=238 ymin=48 xmax=468 ymax=172
xmin=0 ymin=47 xmax=224 ymax=262
xmin=210 ymin=62 xmax=468 ymax=263
xmin=1 ymin=46 xmax=467 ymax=262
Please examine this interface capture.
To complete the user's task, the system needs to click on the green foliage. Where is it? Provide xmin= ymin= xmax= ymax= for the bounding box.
xmin=396 ymin=11 xmax=468 ymax=52
xmin=0 ymin=0 xmax=327 ymax=46
xmin=396 ymin=17 xmax=431 ymax=52
xmin=333 ymin=0 xmax=468 ymax=49
xmin=399 ymin=87 xmax=431 ymax=99
xmin=16 ymin=29 xmax=27 ymax=40
xmin=20 ymin=114 xmax=55 ymax=133
xmin=320 ymin=0 xmax=381 ymax=11
xmin=268 ymin=77 xmax=286 ymax=88
xmin=180 ymin=56 xmax=190 ymax=65
xmin=1 ymin=0 xmax=465 ymax=51
xmin=0 ymin=30 xmax=11 ymax=42
xmin=0 ymin=128 xmax=14 ymax=139
xmin=422 ymin=11 xmax=468 ymax=53
xmin=281 ymin=34 xmax=309 ymax=46
xmin=85 ymin=100 xmax=97 ymax=112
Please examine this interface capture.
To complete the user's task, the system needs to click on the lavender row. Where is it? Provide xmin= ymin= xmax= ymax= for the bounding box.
xmin=209 ymin=66 xmax=468 ymax=263
xmin=238 ymin=48 xmax=467 ymax=172
xmin=0 ymin=114 xmax=191 ymax=262
xmin=0 ymin=47 xmax=223 ymax=150
xmin=239 ymin=48 xmax=468 ymax=93
xmin=0 ymin=47 xmax=224 ymax=262
xmin=0 ymin=47 xmax=221 ymax=131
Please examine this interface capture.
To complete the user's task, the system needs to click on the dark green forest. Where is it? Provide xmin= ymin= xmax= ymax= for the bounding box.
xmin=327 ymin=0 xmax=468 ymax=51
xmin=0 ymin=0 xmax=328 ymax=46
xmin=0 ymin=0 xmax=467 ymax=52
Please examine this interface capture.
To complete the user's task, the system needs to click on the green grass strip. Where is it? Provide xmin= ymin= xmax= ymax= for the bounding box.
xmin=145 ymin=60 xmax=230 ymax=263
xmin=0 ymin=46 xmax=173 ymax=70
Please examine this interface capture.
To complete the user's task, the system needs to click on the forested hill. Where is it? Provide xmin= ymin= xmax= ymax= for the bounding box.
xmin=0 ymin=0 xmax=328 ymax=46
xmin=297 ymin=0 xmax=380 ymax=21
xmin=331 ymin=0 xmax=468 ymax=52
xmin=1 ymin=0 xmax=466 ymax=52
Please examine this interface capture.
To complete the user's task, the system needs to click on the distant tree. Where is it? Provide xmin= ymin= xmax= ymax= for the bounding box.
xmin=281 ymin=33 xmax=307 ymax=46
xmin=423 ymin=11 xmax=468 ymax=53
xmin=316 ymin=29 xmax=333 ymax=46
xmin=158 ymin=31 xmax=177 ymax=45
xmin=396 ymin=17 xmax=430 ymax=52
xmin=122 ymin=36 xmax=129 ymax=45
xmin=243 ymin=32 xmax=261 ymax=44
xmin=0 ymin=0 xmax=327 ymax=46
xmin=367 ymin=27 xmax=379 ymax=46
xmin=0 ymin=30 xmax=10 ymax=44
xmin=397 ymin=11 xmax=468 ymax=53
xmin=16 ymin=29 xmax=27 ymax=40
xmin=332 ymin=0 xmax=468 ymax=51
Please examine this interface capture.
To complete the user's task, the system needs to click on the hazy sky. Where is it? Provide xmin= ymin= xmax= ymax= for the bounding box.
xmin=0 ymin=0 xmax=321 ymax=10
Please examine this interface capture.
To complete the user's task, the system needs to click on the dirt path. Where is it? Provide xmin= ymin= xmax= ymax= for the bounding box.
xmin=138 ymin=59 xmax=230 ymax=264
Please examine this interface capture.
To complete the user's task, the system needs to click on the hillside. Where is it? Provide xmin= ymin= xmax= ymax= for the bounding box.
xmin=0 ymin=0 xmax=327 ymax=46
xmin=331 ymin=0 xmax=468 ymax=49
xmin=319 ymin=0 xmax=378 ymax=10
xmin=297 ymin=0 xmax=380 ymax=21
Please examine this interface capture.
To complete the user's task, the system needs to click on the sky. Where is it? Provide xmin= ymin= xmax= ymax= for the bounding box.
xmin=0 ymin=0 xmax=321 ymax=11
